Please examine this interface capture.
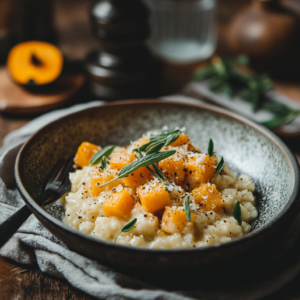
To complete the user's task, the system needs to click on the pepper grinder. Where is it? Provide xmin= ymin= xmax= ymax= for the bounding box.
xmin=227 ymin=0 xmax=300 ymax=78
xmin=85 ymin=0 xmax=160 ymax=100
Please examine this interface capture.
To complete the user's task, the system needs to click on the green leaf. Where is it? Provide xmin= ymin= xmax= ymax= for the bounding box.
xmin=100 ymin=150 xmax=176 ymax=187
xmin=146 ymin=142 xmax=165 ymax=155
xmin=261 ymin=112 xmax=298 ymax=129
xmin=233 ymin=201 xmax=242 ymax=226
xmin=135 ymin=130 xmax=180 ymax=152
xmin=101 ymin=157 xmax=107 ymax=170
xmin=184 ymin=193 xmax=191 ymax=222
xmin=90 ymin=145 xmax=115 ymax=165
xmin=207 ymin=139 xmax=214 ymax=157
xmin=119 ymin=151 xmax=176 ymax=178
xmin=114 ymin=218 xmax=137 ymax=244
xmin=211 ymin=157 xmax=225 ymax=182
xmin=193 ymin=65 xmax=216 ymax=81
xmin=165 ymin=131 xmax=181 ymax=147
xmin=235 ymin=55 xmax=249 ymax=66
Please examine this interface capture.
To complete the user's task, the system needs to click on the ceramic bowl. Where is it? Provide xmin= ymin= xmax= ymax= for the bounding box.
xmin=15 ymin=100 xmax=300 ymax=273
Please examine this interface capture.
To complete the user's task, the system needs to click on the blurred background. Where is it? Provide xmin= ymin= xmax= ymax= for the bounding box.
xmin=1 ymin=0 xmax=300 ymax=126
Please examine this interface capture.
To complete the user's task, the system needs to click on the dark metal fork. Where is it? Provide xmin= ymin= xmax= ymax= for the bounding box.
xmin=0 ymin=158 xmax=73 ymax=249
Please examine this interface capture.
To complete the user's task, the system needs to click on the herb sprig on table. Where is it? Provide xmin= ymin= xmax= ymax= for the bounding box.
xmin=194 ymin=56 xmax=300 ymax=129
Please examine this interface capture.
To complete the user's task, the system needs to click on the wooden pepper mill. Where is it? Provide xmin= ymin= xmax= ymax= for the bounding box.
xmin=85 ymin=0 xmax=160 ymax=100
xmin=228 ymin=0 xmax=300 ymax=78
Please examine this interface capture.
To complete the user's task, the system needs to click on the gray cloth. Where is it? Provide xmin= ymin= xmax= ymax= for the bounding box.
xmin=0 ymin=97 xmax=208 ymax=300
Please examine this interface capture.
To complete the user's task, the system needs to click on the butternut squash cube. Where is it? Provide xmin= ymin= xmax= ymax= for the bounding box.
xmin=123 ymin=167 xmax=153 ymax=189
xmin=185 ymin=154 xmax=216 ymax=190
xmin=103 ymin=189 xmax=135 ymax=218
xmin=74 ymin=142 xmax=100 ymax=168
xmin=110 ymin=152 xmax=135 ymax=170
xmin=137 ymin=182 xmax=171 ymax=213
xmin=161 ymin=207 xmax=195 ymax=234
xmin=158 ymin=156 xmax=186 ymax=185
xmin=90 ymin=170 xmax=122 ymax=196
xmin=191 ymin=184 xmax=225 ymax=213
xmin=170 ymin=134 xmax=191 ymax=147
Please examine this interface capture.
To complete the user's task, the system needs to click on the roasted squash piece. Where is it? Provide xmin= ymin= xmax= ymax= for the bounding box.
xmin=161 ymin=207 xmax=195 ymax=234
xmin=158 ymin=156 xmax=186 ymax=185
xmin=110 ymin=152 xmax=135 ymax=170
xmin=123 ymin=167 xmax=153 ymax=189
xmin=137 ymin=182 xmax=171 ymax=213
xmin=102 ymin=189 xmax=135 ymax=218
xmin=7 ymin=41 xmax=64 ymax=86
xmin=90 ymin=171 xmax=122 ymax=196
xmin=170 ymin=134 xmax=190 ymax=147
xmin=191 ymin=184 xmax=225 ymax=213
xmin=74 ymin=142 xmax=100 ymax=168
xmin=185 ymin=154 xmax=215 ymax=190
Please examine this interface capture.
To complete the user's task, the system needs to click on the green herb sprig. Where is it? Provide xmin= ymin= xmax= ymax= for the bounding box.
xmin=194 ymin=56 xmax=273 ymax=112
xmin=184 ymin=193 xmax=191 ymax=222
xmin=19 ymin=269 xmax=28 ymax=274
xmin=114 ymin=218 xmax=137 ymax=244
xmin=211 ymin=157 xmax=225 ymax=182
xmin=207 ymin=139 xmax=214 ymax=157
xmin=90 ymin=145 xmax=115 ymax=169
xmin=100 ymin=150 xmax=176 ymax=188
xmin=194 ymin=56 xmax=300 ymax=129
xmin=134 ymin=129 xmax=180 ymax=153
xmin=233 ymin=201 xmax=242 ymax=226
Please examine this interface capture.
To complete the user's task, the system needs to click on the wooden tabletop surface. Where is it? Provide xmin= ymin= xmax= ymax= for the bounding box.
xmin=1 ymin=0 xmax=300 ymax=299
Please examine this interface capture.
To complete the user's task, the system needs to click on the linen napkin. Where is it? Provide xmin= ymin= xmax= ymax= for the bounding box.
xmin=0 ymin=96 xmax=212 ymax=300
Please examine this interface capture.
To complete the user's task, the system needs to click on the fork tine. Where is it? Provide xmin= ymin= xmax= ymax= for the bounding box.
xmin=53 ymin=157 xmax=74 ymax=185
xmin=43 ymin=159 xmax=65 ymax=191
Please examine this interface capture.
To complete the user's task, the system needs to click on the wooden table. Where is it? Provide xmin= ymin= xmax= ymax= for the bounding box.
xmin=1 ymin=0 xmax=300 ymax=299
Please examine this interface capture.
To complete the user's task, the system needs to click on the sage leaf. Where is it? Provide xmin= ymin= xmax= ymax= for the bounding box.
xmin=90 ymin=145 xmax=115 ymax=165
xmin=211 ymin=157 xmax=225 ymax=182
xmin=164 ymin=131 xmax=181 ymax=147
xmin=207 ymin=139 xmax=214 ymax=157
xmin=114 ymin=218 xmax=137 ymax=244
xmin=146 ymin=142 xmax=165 ymax=155
xmin=136 ymin=129 xmax=180 ymax=152
xmin=101 ymin=157 xmax=107 ymax=170
xmin=119 ymin=151 xmax=176 ymax=178
xmin=100 ymin=150 xmax=176 ymax=187
xmin=261 ymin=112 xmax=298 ymax=129
xmin=233 ymin=201 xmax=242 ymax=226
xmin=184 ymin=193 xmax=191 ymax=222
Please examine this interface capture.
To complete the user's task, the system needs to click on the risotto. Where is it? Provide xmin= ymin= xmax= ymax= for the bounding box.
xmin=62 ymin=129 xmax=257 ymax=249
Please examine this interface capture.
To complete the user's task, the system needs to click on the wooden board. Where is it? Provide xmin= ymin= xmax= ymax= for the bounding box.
xmin=0 ymin=68 xmax=85 ymax=115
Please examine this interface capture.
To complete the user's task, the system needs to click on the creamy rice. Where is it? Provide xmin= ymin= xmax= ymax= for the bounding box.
xmin=63 ymin=134 xmax=257 ymax=249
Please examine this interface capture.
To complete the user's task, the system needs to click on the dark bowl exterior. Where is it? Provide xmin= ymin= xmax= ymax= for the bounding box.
xmin=15 ymin=100 xmax=300 ymax=272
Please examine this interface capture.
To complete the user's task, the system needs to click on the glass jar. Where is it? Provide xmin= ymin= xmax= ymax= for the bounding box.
xmin=144 ymin=0 xmax=216 ymax=63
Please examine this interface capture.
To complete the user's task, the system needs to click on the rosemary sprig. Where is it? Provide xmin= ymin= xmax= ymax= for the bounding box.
xmin=194 ymin=56 xmax=273 ymax=112
xmin=207 ymin=139 xmax=214 ymax=157
xmin=193 ymin=56 xmax=300 ymax=129
xmin=211 ymin=157 xmax=225 ymax=182
xmin=114 ymin=218 xmax=137 ymax=244
xmin=90 ymin=145 xmax=115 ymax=166
xmin=184 ymin=193 xmax=191 ymax=222
xmin=100 ymin=150 xmax=176 ymax=188
xmin=19 ymin=269 xmax=28 ymax=274
xmin=233 ymin=201 xmax=242 ymax=226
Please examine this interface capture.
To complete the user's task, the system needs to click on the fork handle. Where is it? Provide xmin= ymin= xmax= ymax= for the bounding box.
xmin=0 ymin=205 xmax=32 ymax=249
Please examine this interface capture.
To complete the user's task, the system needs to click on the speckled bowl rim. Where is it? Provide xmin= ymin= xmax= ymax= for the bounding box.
xmin=15 ymin=100 xmax=300 ymax=254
